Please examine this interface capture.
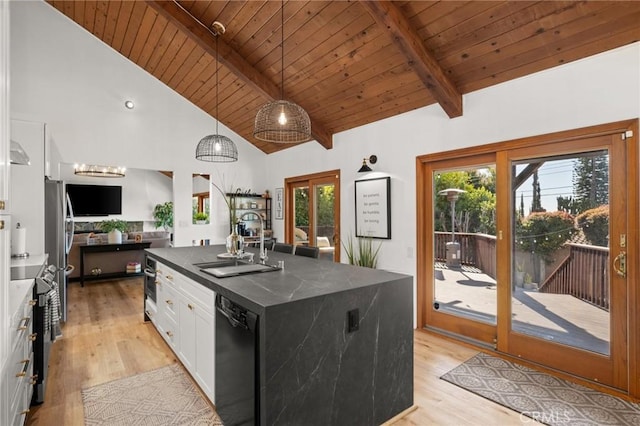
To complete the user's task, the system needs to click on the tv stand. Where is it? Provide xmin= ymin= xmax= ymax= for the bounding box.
xmin=78 ymin=241 xmax=151 ymax=286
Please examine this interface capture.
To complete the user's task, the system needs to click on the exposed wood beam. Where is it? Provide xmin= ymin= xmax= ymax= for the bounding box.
xmin=359 ymin=0 xmax=463 ymax=118
xmin=145 ymin=0 xmax=333 ymax=149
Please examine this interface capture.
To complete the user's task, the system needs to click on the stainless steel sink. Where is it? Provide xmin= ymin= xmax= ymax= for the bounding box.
xmin=195 ymin=260 xmax=281 ymax=278
xmin=193 ymin=259 xmax=250 ymax=269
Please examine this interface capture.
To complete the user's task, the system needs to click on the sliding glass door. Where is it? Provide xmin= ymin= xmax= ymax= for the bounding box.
xmin=417 ymin=121 xmax=637 ymax=393
xmin=285 ymin=170 xmax=340 ymax=261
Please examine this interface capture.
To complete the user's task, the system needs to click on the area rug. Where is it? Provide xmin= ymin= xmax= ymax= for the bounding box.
xmin=82 ymin=364 xmax=222 ymax=425
xmin=441 ymin=353 xmax=640 ymax=425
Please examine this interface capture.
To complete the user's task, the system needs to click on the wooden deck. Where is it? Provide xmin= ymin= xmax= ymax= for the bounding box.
xmin=434 ymin=263 xmax=610 ymax=355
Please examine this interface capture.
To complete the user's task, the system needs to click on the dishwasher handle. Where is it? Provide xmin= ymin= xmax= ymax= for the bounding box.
xmin=216 ymin=296 xmax=249 ymax=330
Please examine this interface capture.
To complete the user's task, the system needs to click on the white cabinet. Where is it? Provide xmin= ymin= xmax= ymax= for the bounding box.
xmin=152 ymin=261 xmax=215 ymax=402
xmin=2 ymin=280 xmax=36 ymax=426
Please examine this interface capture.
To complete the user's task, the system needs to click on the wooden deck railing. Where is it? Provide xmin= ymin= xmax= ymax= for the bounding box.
xmin=434 ymin=232 xmax=497 ymax=279
xmin=539 ymin=243 xmax=609 ymax=310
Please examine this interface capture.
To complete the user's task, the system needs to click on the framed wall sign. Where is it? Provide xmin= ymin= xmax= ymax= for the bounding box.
xmin=275 ymin=187 xmax=284 ymax=220
xmin=355 ymin=177 xmax=391 ymax=239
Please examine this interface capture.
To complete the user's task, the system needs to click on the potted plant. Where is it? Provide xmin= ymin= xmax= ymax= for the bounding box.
xmin=523 ymin=272 xmax=538 ymax=291
xmin=194 ymin=211 xmax=209 ymax=224
xmin=153 ymin=202 xmax=174 ymax=231
xmin=342 ymin=234 xmax=382 ymax=268
xmin=515 ymin=260 xmax=525 ymax=287
xmin=98 ymin=219 xmax=129 ymax=244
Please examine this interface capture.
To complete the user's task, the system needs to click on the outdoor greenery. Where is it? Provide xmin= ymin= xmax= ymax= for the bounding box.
xmin=293 ymin=185 xmax=335 ymax=228
xmin=153 ymin=201 xmax=174 ymax=231
xmin=557 ymin=152 xmax=609 ymax=214
xmin=576 ymin=205 xmax=609 ymax=246
xmin=435 ymin=169 xmax=496 ymax=235
xmin=194 ymin=211 xmax=209 ymax=222
xmin=517 ymin=211 xmax=576 ymax=264
xmin=98 ymin=219 xmax=129 ymax=233
xmin=342 ymin=234 xmax=382 ymax=268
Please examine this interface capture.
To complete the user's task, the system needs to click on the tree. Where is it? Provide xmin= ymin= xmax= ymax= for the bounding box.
xmin=530 ymin=171 xmax=545 ymax=213
xmin=434 ymin=169 xmax=496 ymax=235
xmin=572 ymin=154 xmax=609 ymax=212
xmin=294 ymin=187 xmax=309 ymax=227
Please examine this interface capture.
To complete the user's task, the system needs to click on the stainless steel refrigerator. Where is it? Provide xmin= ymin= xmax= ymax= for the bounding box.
xmin=44 ymin=178 xmax=74 ymax=322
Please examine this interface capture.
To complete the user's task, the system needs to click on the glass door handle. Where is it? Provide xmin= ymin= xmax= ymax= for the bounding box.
xmin=613 ymin=251 xmax=626 ymax=278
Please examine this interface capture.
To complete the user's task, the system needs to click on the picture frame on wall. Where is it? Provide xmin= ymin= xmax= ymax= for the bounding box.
xmin=275 ymin=187 xmax=284 ymax=220
xmin=355 ymin=177 xmax=391 ymax=239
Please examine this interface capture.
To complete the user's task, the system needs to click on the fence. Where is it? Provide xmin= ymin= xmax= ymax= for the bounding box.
xmin=434 ymin=232 xmax=497 ymax=279
xmin=539 ymin=243 xmax=609 ymax=310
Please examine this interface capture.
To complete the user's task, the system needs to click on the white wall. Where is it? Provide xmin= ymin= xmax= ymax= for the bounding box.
xmin=59 ymin=165 xmax=172 ymax=230
xmin=9 ymin=0 xmax=268 ymax=247
xmin=10 ymin=119 xmax=45 ymax=255
xmin=265 ymin=43 xmax=640 ymax=315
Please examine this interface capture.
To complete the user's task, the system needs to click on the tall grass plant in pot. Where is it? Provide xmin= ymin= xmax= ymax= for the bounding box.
xmin=342 ymin=234 xmax=382 ymax=268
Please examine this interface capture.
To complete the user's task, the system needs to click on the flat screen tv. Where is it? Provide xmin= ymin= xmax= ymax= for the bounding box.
xmin=67 ymin=184 xmax=122 ymax=216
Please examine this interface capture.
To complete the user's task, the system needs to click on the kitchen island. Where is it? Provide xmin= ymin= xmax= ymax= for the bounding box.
xmin=145 ymin=245 xmax=413 ymax=426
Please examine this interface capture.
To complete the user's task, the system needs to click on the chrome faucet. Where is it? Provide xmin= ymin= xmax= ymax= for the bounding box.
xmin=238 ymin=211 xmax=268 ymax=265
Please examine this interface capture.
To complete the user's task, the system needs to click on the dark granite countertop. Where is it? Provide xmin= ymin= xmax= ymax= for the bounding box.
xmin=146 ymin=245 xmax=410 ymax=314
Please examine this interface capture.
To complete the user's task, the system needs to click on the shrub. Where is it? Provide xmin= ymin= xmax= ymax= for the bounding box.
xmin=576 ymin=205 xmax=609 ymax=247
xmin=518 ymin=211 xmax=575 ymax=264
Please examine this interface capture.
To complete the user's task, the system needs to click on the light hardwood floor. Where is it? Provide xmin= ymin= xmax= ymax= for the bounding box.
xmin=26 ymin=278 xmax=529 ymax=426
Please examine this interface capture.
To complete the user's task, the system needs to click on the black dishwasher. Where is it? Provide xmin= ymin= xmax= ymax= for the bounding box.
xmin=215 ymin=294 xmax=259 ymax=426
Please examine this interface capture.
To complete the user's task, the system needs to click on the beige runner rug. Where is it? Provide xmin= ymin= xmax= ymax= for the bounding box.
xmin=441 ymin=353 xmax=640 ymax=425
xmin=82 ymin=363 xmax=222 ymax=425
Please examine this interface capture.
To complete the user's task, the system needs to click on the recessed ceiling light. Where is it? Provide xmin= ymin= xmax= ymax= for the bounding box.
xmin=124 ymin=100 xmax=135 ymax=109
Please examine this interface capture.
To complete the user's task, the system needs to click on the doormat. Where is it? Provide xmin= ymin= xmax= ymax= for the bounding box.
xmin=82 ymin=364 xmax=222 ymax=425
xmin=441 ymin=352 xmax=640 ymax=425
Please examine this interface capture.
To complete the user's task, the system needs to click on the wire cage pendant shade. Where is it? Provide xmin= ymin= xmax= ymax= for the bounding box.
xmin=253 ymin=0 xmax=311 ymax=144
xmin=254 ymin=100 xmax=311 ymax=143
xmin=196 ymin=134 xmax=238 ymax=162
xmin=196 ymin=21 xmax=238 ymax=162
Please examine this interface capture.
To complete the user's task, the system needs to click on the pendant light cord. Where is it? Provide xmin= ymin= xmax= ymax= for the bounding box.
xmin=215 ymin=33 xmax=220 ymax=134
xmin=281 ymin=0 xmax=284 ymax=99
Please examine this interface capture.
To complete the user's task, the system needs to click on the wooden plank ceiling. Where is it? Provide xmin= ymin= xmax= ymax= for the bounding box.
xmin=47 ymin=1 xmax=640 ymax=154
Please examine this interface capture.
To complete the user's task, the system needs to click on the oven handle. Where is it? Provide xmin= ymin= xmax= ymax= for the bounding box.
xmin=144 ymin=268 xmax=156 ymax=278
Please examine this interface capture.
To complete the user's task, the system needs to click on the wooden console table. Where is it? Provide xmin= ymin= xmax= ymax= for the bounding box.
xmin=79 ymin=241 xmax=151 ymax=286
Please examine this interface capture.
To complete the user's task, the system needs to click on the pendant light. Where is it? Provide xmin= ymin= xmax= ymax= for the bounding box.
xmin=196 ymin=21 xmax=238 ymax=162
xmin=253 ymin=0 xmax=311 ymax=143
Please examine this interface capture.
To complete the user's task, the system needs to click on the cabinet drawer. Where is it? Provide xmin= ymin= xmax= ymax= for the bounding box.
xmin=156 ymin=262 xmax=177 ymax=285
xmin=145 ymin=298 xmax=158 ymax=325
xmin=162 ymin=283 xmax=178 ymax=320
xmin=10 ymin=362 xmax=33 ymax=426
xmin=9 ymin=294 xmax=35 ymax=351
xmin=161 ymin=314 xmax=178 ymax=349
xmin=175 ymin=274 xmax=215 ymax=314
xmin=8 ymin=351 xmax=33 ymax=420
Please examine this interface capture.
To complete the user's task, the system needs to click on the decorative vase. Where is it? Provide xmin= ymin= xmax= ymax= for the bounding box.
xmin=226 ymin=223 xmax=244 ymax=254
xmin=108 ymin=229 xmax=122 ymax=244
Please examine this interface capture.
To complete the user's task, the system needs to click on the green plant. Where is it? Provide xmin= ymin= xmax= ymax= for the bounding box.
xmin=194 ymin=211 xmax=208 ymax=221
xmin=153 ymin=202 xmax=174 ymax=231
xmin=342 ymin=234 xmax=382 ymax=268
xmin=524 ymin=272 xmax=533 ymax=284
xmin=98 ymin=219 xmax=129 ymax=233
xmin=516 ymin=260 xmax=524 ymax=272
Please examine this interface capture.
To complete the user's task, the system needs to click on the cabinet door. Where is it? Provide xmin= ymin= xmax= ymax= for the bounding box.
xmin=178 ymin=299 xmax=196 ymax=371
xmin=194 ymin=306 xmax=215 ymax=401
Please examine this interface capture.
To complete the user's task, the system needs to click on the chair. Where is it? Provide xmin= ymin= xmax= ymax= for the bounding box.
xmin=273 ymin=242 xmax=294 ymax=254
xmin=294 ymin=245 xmax=320 ymax=259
